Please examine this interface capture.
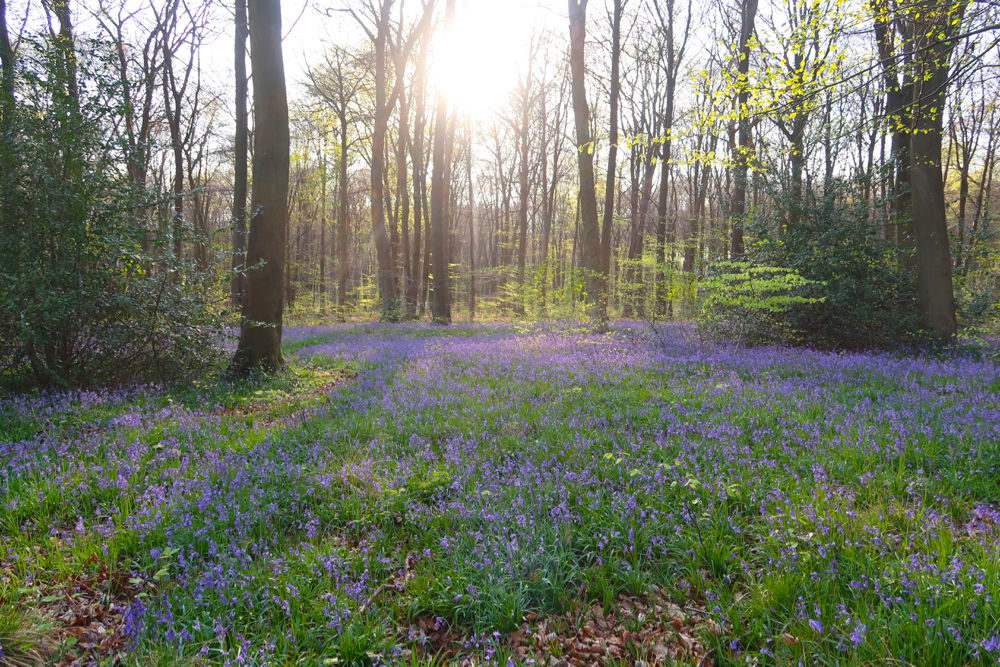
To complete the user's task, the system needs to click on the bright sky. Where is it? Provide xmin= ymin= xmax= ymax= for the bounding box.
xmin=426 ymin=0 xmax=564 ymax=120
xmin=282 ymin=0 xmax=565 ymax=120
xmin=6 ymin=0 xmax=565 ymax=123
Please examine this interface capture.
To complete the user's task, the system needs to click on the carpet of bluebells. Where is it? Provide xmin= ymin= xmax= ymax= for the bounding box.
xmin=2 ymin=322 xmax=1000 ymax=665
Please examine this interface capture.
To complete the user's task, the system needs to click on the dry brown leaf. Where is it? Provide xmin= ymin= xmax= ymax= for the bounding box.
xmin=781 ymin=632 xmax=800 ymax=646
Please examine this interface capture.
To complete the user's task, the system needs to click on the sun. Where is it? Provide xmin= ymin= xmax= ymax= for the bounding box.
xmin=428 ymin=0 xmax=552 ymax=121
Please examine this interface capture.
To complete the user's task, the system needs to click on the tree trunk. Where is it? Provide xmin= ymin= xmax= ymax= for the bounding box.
xmin=232 ymin=0 xmax=289 ymax=374
xmin=406 ymin=34 xmax=429 ymax=318
xmin=568 ymin=0 xmax=605 ymax=328
xmin=319 ymin=136 xmax=328 ymax=314
xmin=871 ymin=0 xmax=915 ymax=258
xmin=371 ymin=0 xmax=398 ymax=321
xmin=729 ymin=0 xmax=758 ymax=259
xmin=396 ymin=88 xmax=412 ymax=317
xmin=337 ymin=109 xmax=350 ymax=315
xmin=0 ymin=0 xmax=14 ymax=123
xmin=429 ymin=0 xmax=455 ymax=324
xmin=908 ymin=2 xmax=962 ymax=339
xmin=515 ymin=70 xmax=532 ymax=316
xmin=601 ymin=0 xmax=623 ymax=279
xmin=232 ymin=0 xmax=249 ymax=305
xmin=467 ymin=117 xmax=476 ymax=320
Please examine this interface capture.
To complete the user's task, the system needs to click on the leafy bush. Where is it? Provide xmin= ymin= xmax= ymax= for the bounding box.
xmin=955 ymin=225 xmax=1000 ymax=334
xmin=697 ymin=262 xmax=823 ymax=345
xmin=0 ymin=37 xmax=228 ymax=388
xmin=698 ymin=177 xmax=921 ymax=349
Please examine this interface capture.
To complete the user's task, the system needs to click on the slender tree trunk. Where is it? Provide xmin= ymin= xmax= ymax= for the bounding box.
xmin=655 ymin=155 xmax=673 ymax=317
xmin=0 ymin=0 xmax=14 ymax=123
xmin=786 ymin=118 xmax=805 ymax=233
xmin=515 ymin=71 xmax=532 ymax=316
xmin=232 ymin=0 xmax=289 ymax=373
xmin=406 ymin=35 xmax=429 ymax=318
xmin=159 ymin=3 xmax=186 ymax=259
xmin=467 ymin=117 xmax=476 ymax=320
xmin=396 ymin=89 xmax=412 ymax=317
xmin=337 ymin=110 xmax=350 ymax=315
xmin=601 ymin=0 xmax=623 ymax=280
xmin=319 ymin=137 xmax=328 ymax=314
xmin=232 ymin=0 xmax=249 ymax=305
xmin=872 ymin=0 xmax=915 ymax=258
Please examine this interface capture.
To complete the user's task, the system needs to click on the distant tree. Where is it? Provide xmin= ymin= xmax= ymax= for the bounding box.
xmin=232 ymin=0 xmax=289 ymax=373
xmin=150 ymin=0 xmax=209 ymax=259
xmin=512 ymin=46 xmax=537 ymax=316
xmin=307 ymin=45 xmax=370 ymax=317
xmin=354 ymin=0 xmax=400 ymax=320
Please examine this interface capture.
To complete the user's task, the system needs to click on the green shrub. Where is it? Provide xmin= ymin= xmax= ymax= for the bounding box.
xmin=699 ymin=176 xmax=921 ymax=349
xmin=0 ymin=36 xmax=228 ymax=388
xmin=955 ymin=225 xmax=1000 ymax=333
xmin=697 ymin=262 xmax=824 ymax=345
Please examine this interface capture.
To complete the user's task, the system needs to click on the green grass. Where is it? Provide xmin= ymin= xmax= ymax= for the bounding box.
xmin=2 ymin=325 xmax=999 ymax=665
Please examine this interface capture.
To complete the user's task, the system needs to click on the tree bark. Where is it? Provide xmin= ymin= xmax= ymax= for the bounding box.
xmin=232 ymin=0 xmax=249 ymax=305
xmin=601 ymin=0 xmax=623 ymax=280
xmin=908 ymin=0 xmax=963 ymax=339
xmin=232 ymin=0 xmax=289 ymax=373
xmin=430 ymin=0 xmax=456 ymax=325
xmin=467 ymin=116 xmax=476 ymax=320
xmin=514 ymin=68 xmax=533 ymax=316
xmin=0 ymin=0 xmax=15 ymax=124
xmin=407 ymin=37 xmax=428 ymax=318
xmin=396 ymin=86 xmax=412 ymax=317
xmin=337 ymin=106 xmax=350 ymax=314
xmin=568 ymin=0 xmax=605 ymax=328
xmin=729 ymin=0 xmax=757 ymax=259
xmin=371 ymin=0 xmax=399 ymax=320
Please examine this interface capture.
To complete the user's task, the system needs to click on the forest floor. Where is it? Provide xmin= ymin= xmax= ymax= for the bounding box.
xmin=2 ymin=322 xmax=1000 ymax=666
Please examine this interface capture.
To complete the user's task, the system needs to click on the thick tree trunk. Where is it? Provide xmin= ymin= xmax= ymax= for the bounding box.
xmin=729 ymin=0 xmax=757 ymax=259
xmin=429 ymin=0 xmax=455 ymax=324
xmin=371 ymin=0 xmax=398 ymax=321
xmin=911 ymin=123 xmax=956 ymax=339
xmin=909 ymin=5 xmax=962 ymax=339
xmin=568 ymin=0 xmax=606 ymax=328
xmin=232 ymin=0 xmax=289 ymax=373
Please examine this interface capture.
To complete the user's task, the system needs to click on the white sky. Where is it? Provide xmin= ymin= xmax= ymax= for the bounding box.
xmin=5 ymin=0 xmax=572 ymax=120
xmin=280 ymin=0 xmax=566 ymax=116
